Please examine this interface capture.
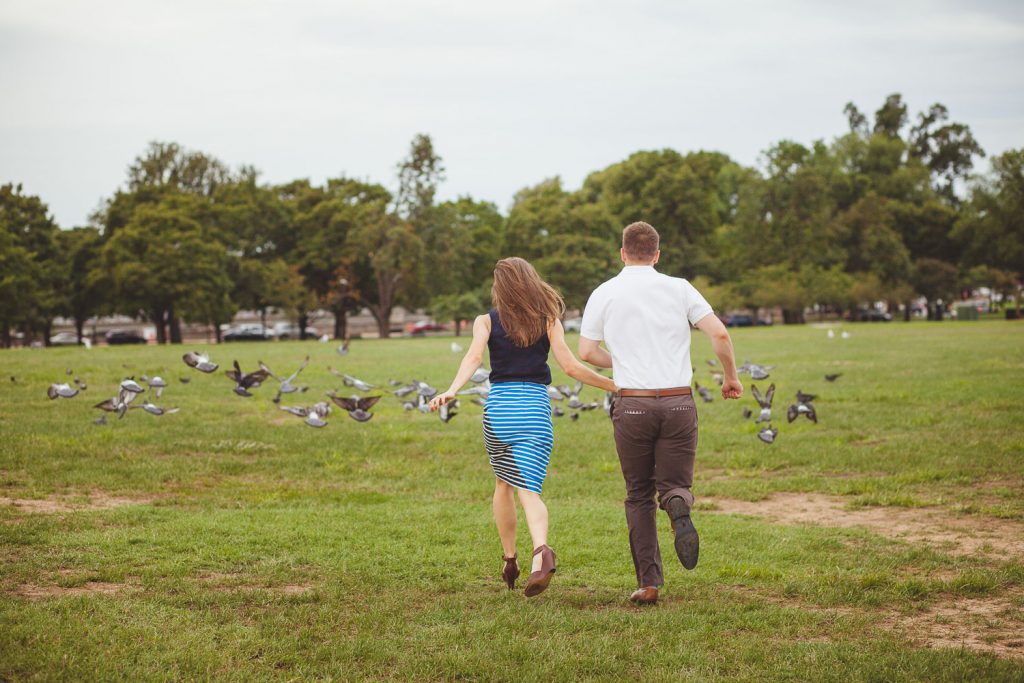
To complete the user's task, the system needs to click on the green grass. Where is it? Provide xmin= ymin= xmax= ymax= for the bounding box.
xmin=1 ymin=321 xmax=1023 ymax=681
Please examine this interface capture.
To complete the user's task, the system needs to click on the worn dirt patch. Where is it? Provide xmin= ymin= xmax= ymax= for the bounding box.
xmin=0 ymin=492 xmax=153 ymax=514
xmin=704 ymin=492 xmax=1024 ymax=558
xmin=13 ymin=582 xmax=131 ymax=599
xmin=889 ymin=590 xmax=1024 ymax=660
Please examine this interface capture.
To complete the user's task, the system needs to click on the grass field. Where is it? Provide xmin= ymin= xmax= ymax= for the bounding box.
xmin=1 ymin=321 xmax=1023 ymax=681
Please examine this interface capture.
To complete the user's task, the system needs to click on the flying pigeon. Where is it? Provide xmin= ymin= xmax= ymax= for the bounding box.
xmin=224 ymin=361 xmax=269 ymax=397
xmin=415 ymin=381 xmax=438 ymax=398
xmin=548 ymin=386 xmax=565 ymax=401
xmin=183 ymin=351 xmax=218 ymax=373
xmin=259 ymin=356 xmax=310 ymax=402
xmin=758 ymin=425 xmax=779 ymax=444
xmin=393 ymin=383 xmax=417 ymax=398
xmin=336 ymin=338 xmax=350 ymax=356
xmin=710 ymin=371 xmax=724 ymax=387
xmin=327 ymin=393 xmax=382 ymax=413
xmin=47 ymin=383 xmax=78 ymax=400
xmin=751 ymin=383 xmax=775 ymax=424
xmin=348 ymin=409 xmax=374 ymax=423
xmin=148 ymin=376 xmax=167 ymax=398
xmin=120 ymin=378 xmax=145 ymax=394
xmin=787 ymin=402 xmax=817 ymax=424
xmin=140 ymin=400 xmax=179 ymax=416
xmin=340 ymin=373 xmax=376 ymax=392
xmin=439 ymin=400 xmax=457 ymax=423
xmin=470 ymin=367 xmax=490 ymax=384
xmin=471 ymin=397 xmax=486 ymax=407
xmin=694 ymin=382 xmax=713 ymax=403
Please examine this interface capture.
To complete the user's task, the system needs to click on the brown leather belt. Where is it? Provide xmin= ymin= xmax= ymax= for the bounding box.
xmin=617 ymin=387 xmax=692 ymax=398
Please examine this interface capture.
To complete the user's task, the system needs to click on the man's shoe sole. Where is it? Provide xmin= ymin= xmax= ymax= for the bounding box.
xmin=666 ymin=497 xmax=699 ymax=570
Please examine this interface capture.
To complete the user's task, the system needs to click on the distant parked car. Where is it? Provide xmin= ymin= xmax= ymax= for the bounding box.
xmin=223 ymin=324 xmax=274 ymax=342
xmin=49 ymin=332 xmax=82 ymax=346
xmin=105 ymin=329 xmax=147 ymax=345
xmin=409 ymin=320 xmax=447 ymax=336
xmin=722 ymin=314 xmax=772 ymax=327
xmin=272 ymin=322 xmax=318 ymax=340
xmin=848 ymin=308 xmax=892 ymax=322
xmin=563 ymin=317 xmax=582 ymax=332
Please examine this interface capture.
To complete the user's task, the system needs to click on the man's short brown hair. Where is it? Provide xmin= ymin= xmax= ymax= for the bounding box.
xmin=622 ymin=221 xmax=660 ymax=261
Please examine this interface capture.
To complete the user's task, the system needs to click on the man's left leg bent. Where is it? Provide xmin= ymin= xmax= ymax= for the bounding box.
xmin=653 ymin=395 xmax=699 ymax=569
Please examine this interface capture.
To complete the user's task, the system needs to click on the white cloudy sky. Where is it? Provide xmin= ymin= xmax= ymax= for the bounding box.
xmin=2 ymin=0 xmax=1022 ymax=227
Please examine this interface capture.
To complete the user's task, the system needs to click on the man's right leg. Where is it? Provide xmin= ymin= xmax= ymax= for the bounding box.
xmin=611 ymin=397 xmax=662 ymax=590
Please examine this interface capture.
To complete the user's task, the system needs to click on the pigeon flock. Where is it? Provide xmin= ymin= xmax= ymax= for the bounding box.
xmin=42 ymin=342 xmax=843 ymax=447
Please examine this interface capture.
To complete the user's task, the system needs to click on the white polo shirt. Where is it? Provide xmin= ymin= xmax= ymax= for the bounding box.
xmin=580 ymin=266 xmax=714 ymax=389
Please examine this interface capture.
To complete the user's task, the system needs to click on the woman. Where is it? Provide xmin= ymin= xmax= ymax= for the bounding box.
xmin=430 ymin=257 xmax=617 ymax=597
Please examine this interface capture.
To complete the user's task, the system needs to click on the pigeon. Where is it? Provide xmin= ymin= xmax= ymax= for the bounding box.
xmin=393 ymin=383 xmax=417 ymax=398
xmin=120 ymin=378 xmax=145 ymax=394
xmin=742 ymin=407 xmax=753 ymax=419
xmin=334 ymin=371 xmax=376 ymax=392
xmin=224 ymin=361 xmax=269 ymax=397
xmin=579 ymin=402 xmax=600 ymax=411
xmin=470 ymin=367 xmax=490 ymax=384
xmin=548 ymin=386 xmax=565 ymax=401
xmin=694 ymin=382 xmax=713 ymax=403
xmin=787 ymin=402 xmax=817 ymax=424
xmin=751 ymin=383 xmax=775 ymax=424
xmin=827 ymin=329 xmax=835 ymax=338
xmin=306 ymin=412 xmax=328 ymax=428
xmin=415 ymin=381 xmax=438 ymax=398
xmin=825 ymin=373 xmax=842 ymax=382
xmin=568 ymin=394 xmax=585 ymax=410
xmin=417 ymin=394 xmax=433 ymax=414
xmin=458 ymin=385 xmax=490 ymax=399
xmin=796 ymin=390 xmax=817 ymax=404
xmin=140 ymin=374 xmax=149 ymax=383
xmin=552 ymin=405 xmax=565 ymax=418
xmin=259 ymin=356 xmax=310 ymax=402
xmin=327 ymin=393 xmax=382 ymax=413
xmin=402 ymin=401 xmax=416 ymax=411
xmin=179 ymin=377 xmax=191 ymax=384
xmin=279 ymin=405 xmax=310 ymax=418
xmin=439 ymin=400 xmax=457 ymax=423
xmin=183 ymin=351 xmax=218 ymax=373
xmin=570 ymin=412 xmax=579 ymax=421
xmin=349 ymin=409 xmax=373 ymax=423
xmin=707 ymin=359 xmax=717 ymax=366
xmin=388 ymin=379 xmax=402 ymax=387
xmin=336 ymin=338 xmax=350 ymax=356
xmin=66 ymin=368 xmax=73 ymax=375
xmin=451 ymin=342 xmax=463 ymax=353
xmin=758 ymin=425 xmax=779 ymax=444
xmin=710 ymin=371 xmax=724 ymax=387
xmin=841 ymin=331 xmax=850 ymax=339
xmin=140 ymin=400 xmax=178 ymax=416
xmin=47 ymin=383 xmax=78 ymax=400
xmin=148 ymin=376 xmax=167 ymax=398
xmin=738 ymin=360 xmax=774 ymax=381
xmin=93 ymin=414 xmax=107 ymax=426
xmin=9 ymin=376 xmax=14 ymax=383
xmin=471 ymin=397 xmax=486 ymax=407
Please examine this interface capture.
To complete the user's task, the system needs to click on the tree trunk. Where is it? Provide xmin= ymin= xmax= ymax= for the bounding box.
xmin=42 ymin=321 xmax=52 ymax=347
xmin=371 ymin=305 xmax=392 ymax=338
xmin=260 ymin=307 xmax=267 ymax=333
xmin=298 ymin=310 xmax=309 ymax=340
xmin=169 ymin=306 xmax=182 ymax=343
xmin=1 ymin=322 xmax=10 ymax=348
xmin=153 ymin=309 xmax=166 ymax=344
xmin=74 ymin=317 xmax=85 ymax=343
xmin=214 ymin=324 xmax=222 ymax=344
xmin=454 ymin=319 xmax=462 ymax=336
xmin=333 ymin=306 xmax=347 ymax=341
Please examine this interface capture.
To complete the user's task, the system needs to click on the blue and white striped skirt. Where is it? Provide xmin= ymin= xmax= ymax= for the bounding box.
xmin=483 ymin=382 xmax=555 ymax=494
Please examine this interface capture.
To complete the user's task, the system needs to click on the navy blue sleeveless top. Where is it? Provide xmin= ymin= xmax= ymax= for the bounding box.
xmin=487 ymin=309 xmax=552 ymax=385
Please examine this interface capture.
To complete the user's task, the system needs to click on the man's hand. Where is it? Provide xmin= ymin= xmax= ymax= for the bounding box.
xmin=429 ymin=391 xmax=455 ymax=411
xmin=721 ymin=377 xmax=743 ymax=400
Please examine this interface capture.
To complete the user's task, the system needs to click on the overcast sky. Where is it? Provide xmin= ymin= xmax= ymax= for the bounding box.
xmin=2 ymin=0 xmax=1022 ymax=228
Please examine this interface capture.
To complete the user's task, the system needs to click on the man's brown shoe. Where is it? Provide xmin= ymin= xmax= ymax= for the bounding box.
xmin=629 ymin=586 xmax=659 ymax=605
xmin=665 ymin=496 xmax=699 ymax=570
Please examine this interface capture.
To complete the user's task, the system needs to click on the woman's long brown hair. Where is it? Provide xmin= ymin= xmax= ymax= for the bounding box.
xmin=491 ymin=257 xmax=565 ymax=347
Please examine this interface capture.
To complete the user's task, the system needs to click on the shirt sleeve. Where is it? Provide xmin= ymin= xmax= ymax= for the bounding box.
xmin=579 ymin=286 xmax=606 ymax=341
xmin=683 ymin=280 xmax=714 ymax=326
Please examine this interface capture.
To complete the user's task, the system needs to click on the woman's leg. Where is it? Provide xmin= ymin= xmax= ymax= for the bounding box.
xmin=493 ymin=478 xmax=517 ymax=558
xmin=516 ymin=489 xmax=549 ymax=572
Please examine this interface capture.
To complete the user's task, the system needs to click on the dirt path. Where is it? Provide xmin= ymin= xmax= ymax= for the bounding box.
xmin=704 ymin=492 xmax=1024 ymax=558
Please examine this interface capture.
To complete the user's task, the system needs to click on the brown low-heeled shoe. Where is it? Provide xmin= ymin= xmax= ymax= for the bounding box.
xmin=629 ymin=586 xmax=659 ymax=605
xmin=523 ymin=544 xmax=556 ymax=598
xmin=502 ymin=554 xmax=520 ymax=590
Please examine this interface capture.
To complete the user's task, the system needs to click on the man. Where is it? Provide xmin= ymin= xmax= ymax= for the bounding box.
xmin=579 ymin=221 xmax=742 ymax=605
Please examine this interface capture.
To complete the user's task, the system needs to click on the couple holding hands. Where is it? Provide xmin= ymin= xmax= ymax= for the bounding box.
xmin=430 ymin=221 xmax=743 ymax=605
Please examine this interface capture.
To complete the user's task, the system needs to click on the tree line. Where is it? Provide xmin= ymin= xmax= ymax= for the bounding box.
xmin=1 ymin=93 xmax=1022 ymax=347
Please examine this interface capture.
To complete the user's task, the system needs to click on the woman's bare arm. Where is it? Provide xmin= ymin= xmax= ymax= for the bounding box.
xmin=430 ymin=314 xmax=490 ymax=409
xmin=548 ymin=319 xmax=617 ymax=393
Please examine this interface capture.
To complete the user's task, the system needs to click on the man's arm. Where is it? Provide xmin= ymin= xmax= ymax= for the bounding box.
xmin=578 ymin=336 xmax=613 ymax=369
xmin=695 ymin=314 xmax=742 ymax=399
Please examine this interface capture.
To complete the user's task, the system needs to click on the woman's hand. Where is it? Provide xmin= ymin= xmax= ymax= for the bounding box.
xmin=429 ymin=391 xmax=456 ymax=411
